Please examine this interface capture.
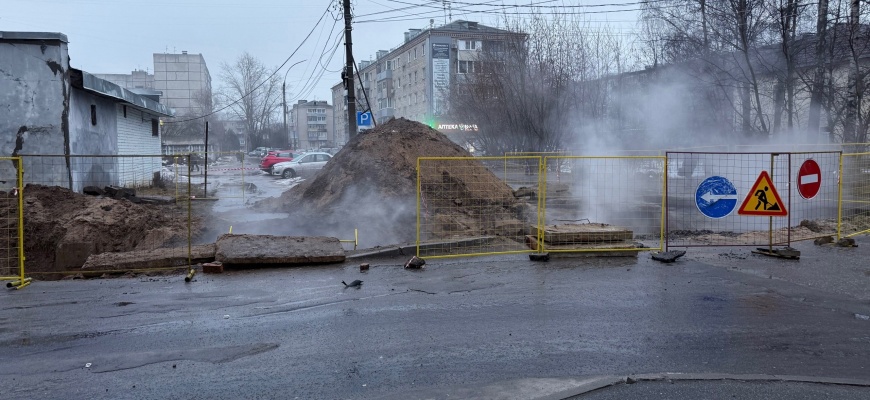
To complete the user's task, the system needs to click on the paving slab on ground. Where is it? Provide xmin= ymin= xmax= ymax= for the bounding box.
xmin=214 ymin=234 xmax=345 ymax=265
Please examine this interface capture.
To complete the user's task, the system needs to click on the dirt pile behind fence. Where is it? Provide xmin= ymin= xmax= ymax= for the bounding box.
xmin=1 ymin=184 xmax=193 ymax=276
xmin=257 ymin=118 xmax=523 ymax=246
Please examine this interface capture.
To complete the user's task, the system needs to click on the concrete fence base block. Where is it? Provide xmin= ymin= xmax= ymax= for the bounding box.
xmin=214 ymin=234 xmax=346 ymax=265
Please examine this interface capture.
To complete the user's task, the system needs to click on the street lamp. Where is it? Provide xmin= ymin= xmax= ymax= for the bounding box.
xmin=283 ymin=60 xmax=306 ymax=150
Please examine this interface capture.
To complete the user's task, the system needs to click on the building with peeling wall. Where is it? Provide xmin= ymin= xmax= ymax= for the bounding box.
xmin=0 ymin=31 xmax=173 ymax=192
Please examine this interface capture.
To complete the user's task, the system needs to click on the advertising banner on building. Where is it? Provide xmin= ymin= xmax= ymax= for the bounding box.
xmin=432 ymin=43 xmax=450 ymax=116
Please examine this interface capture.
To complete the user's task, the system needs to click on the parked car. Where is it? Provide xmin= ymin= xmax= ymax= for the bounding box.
xmin=260 ymin=150 xmax=296 ymax=172
xmin=272 ymin=152 xmax=332 ymax=178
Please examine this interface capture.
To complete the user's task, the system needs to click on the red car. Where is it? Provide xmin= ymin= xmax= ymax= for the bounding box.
xmin=260 ymin=150 xmax=295 ymax=172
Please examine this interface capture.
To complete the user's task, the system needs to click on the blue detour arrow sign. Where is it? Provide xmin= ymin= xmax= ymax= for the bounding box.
xmin=695 ymin=176 xmax=738 ymax=219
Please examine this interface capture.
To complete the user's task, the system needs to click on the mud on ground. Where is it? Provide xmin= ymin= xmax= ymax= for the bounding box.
xmin=0 ymin=184 xmax=196 ymax=278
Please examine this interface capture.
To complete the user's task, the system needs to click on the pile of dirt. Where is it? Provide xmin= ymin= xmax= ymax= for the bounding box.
xmin=0 ymin=184 xmax=194 ymax=276
xmin=257 ymin=118 xmax=524 ymax=245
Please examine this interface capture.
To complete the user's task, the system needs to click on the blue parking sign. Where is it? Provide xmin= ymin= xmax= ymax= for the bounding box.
xmin=357 ymin=111 xmax=373 ymax=127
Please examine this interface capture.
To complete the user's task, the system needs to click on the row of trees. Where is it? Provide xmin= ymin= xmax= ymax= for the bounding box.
xmin=450 ymin=0 xmax=870 ymax=155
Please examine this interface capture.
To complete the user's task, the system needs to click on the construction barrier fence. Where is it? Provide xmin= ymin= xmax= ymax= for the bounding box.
xmin=417 ymin=156 xmax=542 ymax=258
xmin=840 ymin=152 xmax=870 ymax=238
xmin=418 ymin=156 xmax=667 ymax=258
xmin=541 ymin=156 xmax=666 ymax=253
xmin=9 ymin=154 xmax=194 ymax=282
xmin=181 ymin=151 xmax=256 ymax=204
xmin=0 ymin=157 xmax=27 ymax=289
xmin=665 ymin=151 xmax=841 ymax=248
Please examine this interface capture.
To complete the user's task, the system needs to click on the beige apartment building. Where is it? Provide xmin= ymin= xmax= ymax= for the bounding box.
xmin=290 ymin=100 xmax=335 ymax=150
xmin=332 ymin=20 xmax=515 ymax=143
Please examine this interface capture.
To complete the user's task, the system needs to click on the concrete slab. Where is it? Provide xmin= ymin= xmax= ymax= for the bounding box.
xmin=214 ymin=234 xmax=345 ymax=265
xmin=531 ymin=223 xmax=633 ymax=244
xmin=526 ymin=235 xmax=640 ymax=257
xmin=82 ymin=244 xmax=215 ymax=271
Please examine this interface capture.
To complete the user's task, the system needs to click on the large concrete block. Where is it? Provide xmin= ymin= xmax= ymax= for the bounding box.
xmin=215 ymin=234 xmax=346 ymax=265
xmin=531 ymin=223 xmax=633 ymax=244
xmin=82 ymin=244 xmax=215 ymax=271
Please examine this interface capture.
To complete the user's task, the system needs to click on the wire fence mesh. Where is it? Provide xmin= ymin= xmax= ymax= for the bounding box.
xmin=417 ymin=156 xmax=541 ymax=258
xmin=665 ymin=152 xmax=840 ymax=248
xmin=840 ymin=152 xmax=870 ymax=238
xmin=0 ymin=157 xmax=25 ymax=287
xmin=15 ymin=154 xmax=192 ymax=279
xmin=540 ymin=156 xmax=665 ymax=253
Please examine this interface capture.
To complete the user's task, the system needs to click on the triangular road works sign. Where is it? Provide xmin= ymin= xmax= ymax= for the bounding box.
xmin=738 ymin=170 xmax=788 ymax=216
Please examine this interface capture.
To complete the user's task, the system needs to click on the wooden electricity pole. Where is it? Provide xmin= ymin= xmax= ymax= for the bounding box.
xmin=344 ymin=0 xmax=358 ymax=140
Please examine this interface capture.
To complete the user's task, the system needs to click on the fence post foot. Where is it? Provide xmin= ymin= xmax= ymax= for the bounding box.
xmin=529 ymin=253 xmax=550 ymax=262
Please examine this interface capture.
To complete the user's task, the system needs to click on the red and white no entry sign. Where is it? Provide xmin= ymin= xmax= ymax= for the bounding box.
xmin=798 ymin=159 xmax=821 ymax=199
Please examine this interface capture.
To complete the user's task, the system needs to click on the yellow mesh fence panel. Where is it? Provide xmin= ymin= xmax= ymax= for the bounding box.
xmin=541 ymin=156 xmax=665 ymax=253
xmin=840 ymin=152 xmax=870 ymax=238
xmin=0 ymin=157 xmax=25 ymax=287
xmin=417 ymin=156 xmax=542 ymax=258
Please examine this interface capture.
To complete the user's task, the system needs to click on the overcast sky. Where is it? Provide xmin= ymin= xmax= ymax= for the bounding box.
xmin=2 ymin=0 xmax=639 ymax=108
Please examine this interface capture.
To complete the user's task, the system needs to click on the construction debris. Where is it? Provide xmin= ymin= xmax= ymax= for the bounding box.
xmin=404 ymin=256 xmax=426 ymax=269
xmin=651 ymin=250 xmax=686 ymax=263
xmin=814 ymin=236 xmax=834 ymax=245
xmin=836 ymin=237 xmax=858 ymax=247
xmin=359 ymin=263 xmax=370 ymax=272
xmin=525 ymin=223 xmax=641 ymax=257
xmin=202 ymin=261 xmax=224 ymax=274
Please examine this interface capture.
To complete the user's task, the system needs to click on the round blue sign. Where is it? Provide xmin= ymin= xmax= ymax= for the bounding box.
xmin=695 ymin=176 xmax=738 ymax=219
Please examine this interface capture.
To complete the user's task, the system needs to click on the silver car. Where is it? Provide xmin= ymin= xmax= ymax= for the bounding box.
xmin=272 ymin=152 xmax=332 ymax=179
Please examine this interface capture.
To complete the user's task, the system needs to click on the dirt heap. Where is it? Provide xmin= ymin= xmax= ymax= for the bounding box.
xmin=0 ymin=184 xmax=193 ymax=276
xmin=258 ymin=118 xmax=523 ymax=245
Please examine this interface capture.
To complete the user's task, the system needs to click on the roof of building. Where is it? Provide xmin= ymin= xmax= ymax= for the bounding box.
xmin=0 ymin=31 xmax=68 ymax=43
xmin=294 ymin=100 xmax=332 ymax=108
xmin=71 ymin=69 xmax=173 ymax=117
xmin=432 ymin=20 xmax=512 ymax=35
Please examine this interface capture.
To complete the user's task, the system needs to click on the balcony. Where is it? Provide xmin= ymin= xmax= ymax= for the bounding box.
xmin=307 ymin=132 xmax=328 ymax=141
xmin=376 ymin=69 xmax=392 ymax=82
xmin=377 ymin=107 xmax=394 ymax=120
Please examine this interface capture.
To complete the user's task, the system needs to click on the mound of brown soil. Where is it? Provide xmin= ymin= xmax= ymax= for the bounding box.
xmin=0 ymin=184 xmax=193 ymax=276
xmin=257 ymin=118 xmax=523 ymax=245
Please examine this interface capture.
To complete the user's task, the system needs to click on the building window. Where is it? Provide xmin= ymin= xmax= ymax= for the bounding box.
xmin=422 ymin=44 xmax=425 ymax=56
xmin=152 ymin=119 xmax=159 ymax=136
xmin=460 ymin=40 xmax=479 ymax=50
xmin=90 ymin=105 xmax=97 ymax=126
xmin=123 ymin=105 xmax=127 ymax=118
xmin=458 ymin=60 xmax=477 ymax=74
xmin=414 ymin=48 xmax=417 ymax=59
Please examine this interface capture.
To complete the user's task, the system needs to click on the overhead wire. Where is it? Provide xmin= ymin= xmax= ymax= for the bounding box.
xmin=164 ymin=1 xmax=332 ymax=123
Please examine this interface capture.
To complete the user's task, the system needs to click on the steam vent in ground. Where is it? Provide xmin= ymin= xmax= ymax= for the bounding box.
xmin=260 ymin=118 xmax=523 ymax=244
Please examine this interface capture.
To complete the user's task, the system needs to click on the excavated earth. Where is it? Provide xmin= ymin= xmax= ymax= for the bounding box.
xmin=0 ymin=184 xmax=194 ymax=278
xmin=256 ymin=118 xmax=529 ymax=245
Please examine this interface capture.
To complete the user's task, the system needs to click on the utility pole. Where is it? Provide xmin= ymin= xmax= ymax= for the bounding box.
xmin=282 ymin=82 xmax=288 ymax=148
xmin=343 ymin=0 xmax=358 ymax=140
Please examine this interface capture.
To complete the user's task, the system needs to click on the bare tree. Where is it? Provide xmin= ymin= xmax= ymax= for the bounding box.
xmin=218 ymin=52 xmax=282 ymax=149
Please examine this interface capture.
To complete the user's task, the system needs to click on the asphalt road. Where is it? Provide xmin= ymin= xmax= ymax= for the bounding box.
xmin=2 ymin=244 xmax=870 ymax=399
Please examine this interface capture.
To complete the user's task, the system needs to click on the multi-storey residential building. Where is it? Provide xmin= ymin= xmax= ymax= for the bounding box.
xmin=290 ymin=100 xmax=335 ymax=150
xmin=153 ymin=51 xmax=212 ymax=118
xmin=332 ymin=20 xmax=515 ymax=141
xmin=94 ymin=52 xmax=211 ymax=119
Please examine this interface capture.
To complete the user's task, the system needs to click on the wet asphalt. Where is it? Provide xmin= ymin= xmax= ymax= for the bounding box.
xmin=2 ymin=239 xmax=870 ymax=399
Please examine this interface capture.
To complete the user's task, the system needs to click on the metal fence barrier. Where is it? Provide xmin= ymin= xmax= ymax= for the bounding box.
xmin=0 ymin=157 xmax=27 ymax=289
xmin=182 ymin=151 xmax=255 ymax=204
xmin=541 ymin=156 xmax=666 ymax=253
xmin=840 ymin=152 xmax=870 ymax=238
xmin=13 ymin=154 xmax=193 ymax=281
xmin=417 ymin=156 xmax=542 ymax=258
xmin=665 ymin=151 xmax=841 ymax=248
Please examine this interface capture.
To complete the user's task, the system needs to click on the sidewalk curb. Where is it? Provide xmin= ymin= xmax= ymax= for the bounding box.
xmin=538 ymin=373 xmax=870 ymax=400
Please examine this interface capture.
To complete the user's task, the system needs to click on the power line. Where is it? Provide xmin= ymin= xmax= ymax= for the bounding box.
xmin=164 ymin=2 xmax=332 ymax=123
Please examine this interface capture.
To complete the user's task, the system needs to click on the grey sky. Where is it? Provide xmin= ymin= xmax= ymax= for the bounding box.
xmin=2 ymin=0 xmax=639 ymax=112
